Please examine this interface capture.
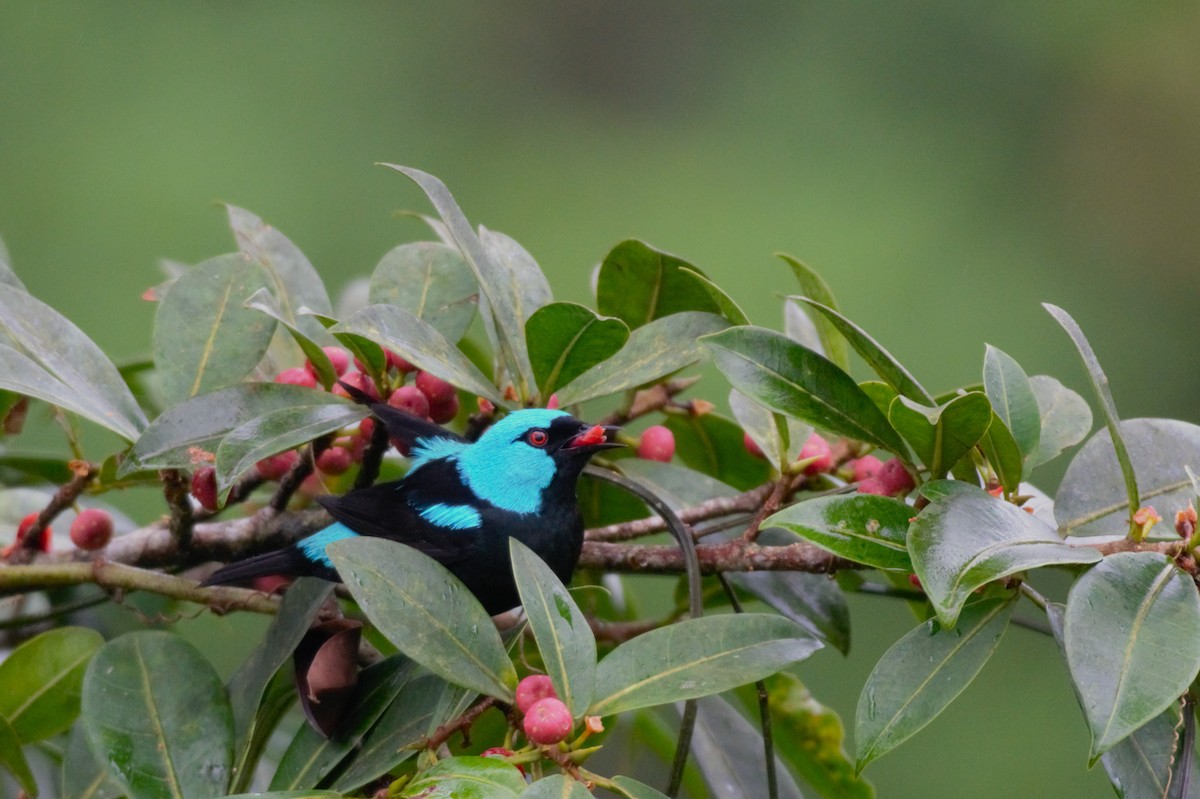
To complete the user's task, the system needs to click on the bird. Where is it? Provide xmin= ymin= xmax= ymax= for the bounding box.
xmin=202 ymin=390 xmax=620 ymax=615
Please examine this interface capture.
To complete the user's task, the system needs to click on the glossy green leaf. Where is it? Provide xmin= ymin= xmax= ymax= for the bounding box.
xmin=525 ymin=302 xmax=629 ymax=398
xmin=612 ymin=776 xmax=673 ymax=799
xmin=270 ymin=656 xmax=414 ymax=791
xmin=81 ymin=630 xmax=233 ymax=799
xmin=909 ymin=491 xmax=1100 ymax=627
xmin=1100 ymin=702 xmax=1200 ymax=799
xmin=521 ymin=775 xmax=594 ymax=798
xmin=153 ymin=253 xmax=275 ymax=406
xmin=328 ymin=537 xmax=516 ymax=701
xmin=595 ymin=239 xmax=721 ymax=329
xmin=688 ymin=695 xmax=804 ymax=799
xmin=214 ymin=403 xmax=366 ymax=493
xmin=332 ymin=303 xmax=505 ymax=406
xmin=302 ymin=310 xmax=389 ymax=385
xmin=766 ymin=672 xmax=875 ymax=799
xmin=1029 ymin=374 xmax=1092 ymax=467
xmin=0 ymin=454 xmax=73 ymax=486
xmin=664 ymin=410 xmax=773 ymax=491
xmin=227 ymin=579 xmax=333 ymax=780
xmin=679 ymin=267 xmax=750 ymax=325
xmin=511 ymin=539 xmax=596 ymax=718
xmin=243 ymin=287 xmax=337 ymax=388
xmin=729 ymin=389 xmax=793 ymax=468
xmin=62 ymin=722 xmax=122 ymax=799
xmin=855 ymin=597 xmax=1013 ymax=772
xmin=1057 ymin=419 xmax=1200 ymax=537
xmin=121 ymin=382 xmax=346 ymax=475
xmin=777 ymin=254 xmax=849 ymax=371
xmin=702 ymin=326 xmax=908 ymax=456
xmin=383 ymin=164 xmax=536 ymax=400
xmin=555 ymin=311 xmax=728 ymax=406
xmin=615 ymin=458 xmax=737 ymax=510
xmin=0 ymin=626 xmax=103 ymax=742
xmin=369 ymin=241 xmax=478 ymax=343
xmin=887 ymin=392 xmax=991 ymax=477
xmin=398 ymin=756 xmax=525 ymax=798
xmin=0 ymin=715 xmax=35 ymax=798
xmin=982 ymin=345 xmax=1040 ymax=465
xmin=793 ymin=296 xmax=931 ymax=403
xmin=765 ymin=493 xmax=915 ymax=571
xmin=479 ymin=226 xmax=553 ymax=324
xmin=1064 ymin=552 xmax=1200 ymax=760
xmin=589 ymin=614 xmax=819 ymax=716
xmin=0 ymin=285 xmax=147 ymax=440
xmin=1044 ymin=304 xmax=1140 ymax=534
xmin=979 ymin=411 xmax=1023 ymax=494
xmin=0 ymin=236 xmax=25 ymax=292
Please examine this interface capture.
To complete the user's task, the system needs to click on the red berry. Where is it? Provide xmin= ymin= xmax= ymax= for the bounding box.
xmin=799 ymin=433 xmax=833 ymax=476
xmin=877 ymin=459 xmax=916 ymax=497
xmin=387 ymin=385 xmax=431 ymax=419
xmin=546 ymin=393 xmax=560 ymax=410
xmin=299 ymin=472 xmax=325 ymax=497
xmin=332 ymin=371 xmax=380 ymax=402
xmin=908 ymin=573 xmax=923 ymax=590
xmin=70 ymin=509 xmax=113 ymax=551
xmin=191 ymin=466 xmax=219 ymax=510
xmin=255 ymin=450 xmax=299 ymax=481
xmin=428 ymin=394 xmax=459 ymax=424
xmin=523 ymin=697 xmax=573 ymax=745
xmin=307 ymin=347 xmax=350 ymax=380
xmin=743 ymin=432 xmax=765 ymax=459
xmin=275 ymin=367 xmax=318 ymax=389
xmin=386 ymin=350 xmax=416 ymax=374
xmin=317 ymin=446 xmax=353 ymax=476
xmin=358 ymin=417 xmax=376 ymax=441
xmin=481 ymin=747 xmax=525 ymax=776
xmin=414 ymin=371 xmax=456 ymax=405
xmin=251 ymin=575 xmax=292 ymax=594
xmin=852 ymin=455 xmax=884 ymax=483
xmin=637 ymin=425 xmax=675 ymax=462
xmin=12 ymin=512 xmax=52 ymax=553
xmin=516 ymin=674 xmax=559 ymax=714
xmin=856 ymin=478 xmax=888 ymax=496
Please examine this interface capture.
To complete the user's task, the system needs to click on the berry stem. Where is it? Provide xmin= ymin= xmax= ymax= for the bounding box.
xmin=13 ymin=460 xmax=97 ymax=560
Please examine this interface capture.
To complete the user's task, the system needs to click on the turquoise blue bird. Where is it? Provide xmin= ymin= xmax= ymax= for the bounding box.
xmin=203 ymin=395 xmax=619 ymax=614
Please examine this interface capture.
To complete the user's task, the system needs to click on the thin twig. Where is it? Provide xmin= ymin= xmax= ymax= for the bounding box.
xmin=586 ymin=483 xmax=774 ymax=542
xmin=418 ymin=696 xmax=499 ymax=751
xmin=270 ymin=436 xmax=331 ymax=512
xmin=1176 ymin=693 xmax=1196 ymax=799
xmin=14 ymin=460 xmax=97 ymax=558
xmin=353 ymin=415 xmax=391 ymax=490
xmin=160 ymin=468 xmax=195 ymax=550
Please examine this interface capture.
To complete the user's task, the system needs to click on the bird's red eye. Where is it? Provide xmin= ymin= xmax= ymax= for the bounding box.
xmin=527 ymin=430 xmax=549 ymax=447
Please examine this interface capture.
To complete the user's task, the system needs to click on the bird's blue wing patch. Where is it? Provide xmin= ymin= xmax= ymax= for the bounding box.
xmin=409 ymin=436 xmax=470 ymax=472
xmin=298 ymin=522 xmax=359 ymax=568
xmin=413 ymin=502 xmax=482 ymax=531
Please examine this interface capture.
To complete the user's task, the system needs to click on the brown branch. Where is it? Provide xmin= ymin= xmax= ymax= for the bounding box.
xmin=270 ymin=436 xmax=332 ymax=512
xmin=160 ymin=468 xmax=195 ymax=549
xmin=12 ymin=460 xmax=97 ymax=560
xmin=597 ymin=377 xmax=700 ymax=427
xmin=587 ymin=616 xmax=665 ymax=644
xmin=741 ymin=476 xmax=798 ymax=543
xmin=579 ymin=538 xmax=855 ymax=574
xmin=586 ymin=483 xmax=775 ymax=542
xmin=418 ymin=696 xmax=499 ymax=751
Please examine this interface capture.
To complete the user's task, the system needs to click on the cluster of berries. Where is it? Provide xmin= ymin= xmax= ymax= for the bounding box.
xmin=743 ymin=430 xmax=915 ymax=497
xmin=4 ymin=508 xmax=113 ymax=556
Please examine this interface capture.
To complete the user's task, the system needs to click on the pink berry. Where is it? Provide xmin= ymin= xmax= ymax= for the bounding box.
xmin=523 ymin=697 xmax=573 ymax=745
xmin=852 ymin=455 xmax=884 ymax=483
xmin=638 ymin=425 xmax=675 ymax=462
xmin=307 ymin=346 xmax=350 ymax=380
xmin=481 ymin=747 xmax=525 ymax=775
xmin=387 ymin=385 xmax=431 ymax=419
xmin=317 ymin=446 xmax=353 ymax=476
xmin=299 ymin=472 xmax=324 ymax=497
xmin=546 ymin=393 xmax=560 ymax=410
xmin=386 ymin=350 xmax=416 ymax=374
xmin=251 ymin=575 xmax=292 ymax=594
xmin=275 ymin=367 xmax=318 ymax=389
xmin=516 ymin=674 xmax=558 ymax=714
xmin=799 ymin=433 xmax=833 ymax=476
xmin=856 ymin=478 xmax=888 ymax=496
xmin=743 ymin=432 xmax=765 ymax=459
xmin=70 ymin=509 xmax=113 ymax=551
xmin=191 ymin=466 xmax=219 ymax=510
xmin=332 ymin=371 xmax=380 ymax=402
xmin=14 ymin=512 xmax=52 ymax=552
xmin=876 ymin=459 xmax=916 ymax=497
xmin=428 ymin=394 xmax=459 ymax=424
xmin=414 ymin=371 xmax=456 ymax=405
xmin=255 ymin=450 xmax=300 ymax=481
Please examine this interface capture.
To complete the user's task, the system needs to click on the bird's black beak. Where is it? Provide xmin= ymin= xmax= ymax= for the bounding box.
xmin=566 ymin=424 xmax=623 ymax=452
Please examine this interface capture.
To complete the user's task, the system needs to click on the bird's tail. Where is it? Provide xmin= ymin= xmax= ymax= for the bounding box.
xmin=200 ymin=547 xmax=314 ymax=587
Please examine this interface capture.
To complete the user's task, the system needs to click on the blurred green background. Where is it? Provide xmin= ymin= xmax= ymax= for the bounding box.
xmin=3 ymin=2 xmax=1198 ymax=795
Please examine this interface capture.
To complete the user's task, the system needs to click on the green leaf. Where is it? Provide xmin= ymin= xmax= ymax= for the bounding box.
xmin=554 ymin=311 xmax=728 ymax=406
xmin=398 ymin=756 xmax=526 ymax=798
xmin=664 ymin=410 xmax=773 ymax=491
xmin=982 ymin=345 xmax=1040 ymax=465
xmin=1029 ymin=375 xmax=1092 ymax=467
xmin=332 ymin=304 xmax=505 ymax=406
xmin=726 ymin=566 xmax=848 ymax=654
xmin=887 ymin=392 xmax=992 ymax=477
xmin=520 ymin=774 xmax=594 ymax=798
xmin=1057 ymin=419 xmax=1200 ymax=537
xmin=302 ymin=310 xmax=389 ymax=384
xmin=855 ymin=597 xmax=1014 ymax=772
xmin=383 ymin=164 xmax=536 ymax=401
xmin=792 ymin=296 xmax=931 ymax=404
xmin=730 ymin=389 xmax=809 ymax=468
xmin=612 ymin=776 xmax=673 ymax=799
xmin=227 ymin=579 xmax=333 ymax=782
xmin=688 ymin=695 xmax=805 ymax=799
xmin=679 ymin=267 xmax=750 ymax=325
xmin=978 ymin=411 xmax=1023 ymax=494
xmin=765 ymin=493 xmax=914 ymax=572
xmin=62 ymin=722 xmax=122 ymax=799
xmin=0 ymin=454 xmax=73 ymax=487
xmin=153 ymin=253 xmax=276 ymax=406
xmin=1044 ymin=304 xmax=1140 ymax=535
xmin=0 ymin=285 xmax=147 ymax=440
xmin=243 ymin=287 xmax=337 ymax=388
xmin=909 ymin=491 xmax=1100 ymax=627
xmin=1099 ymin=702 xmax=1200 ymax=799
xmin=327 ymin=537 xmax=517 ymax=701
xmin=595 ymin=239 xmax=720 ymax=329
xmin=478 ymin=226 xmax=553 ymax=324
xmin=776 ymin=254 xmax=850 ymax=372
xmin=1064 ymin=552 xmax=1200 ymax=760
xmin=214 ymin=403 xmax=367 ymax=493
xmin=122 ymin=382 xmax=349 ymax=475
xmin=511 ymin=539 xmax=596 ymax=718
xmin=701 ymin=326 xmax=908 ymax=457
xmin=0 ymin=715 xmax=36 ymax=798
xmin=525 ymin=302 xmax=629 ymax=399
xmin=228 ymin=793 xmax=341 ymax=798
xmin=766 ymin=672 xmax=875 ymax=799
xmin=0 ymin=236 xmax=26 ymax=292
xmin=270 ymin=656 xmax=414 ymax=791
xmin=0 ymin=626 xmax=103 ymax=742
xmin=369 ymin=241 xmax=478 ymax=343
xmin=614 ymin=458 xmax=738 ymax=510
xmin=81 ymin=630 xmax=234 ymax=799
xmin=589 ymin=613 xmax=819 ymax=716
